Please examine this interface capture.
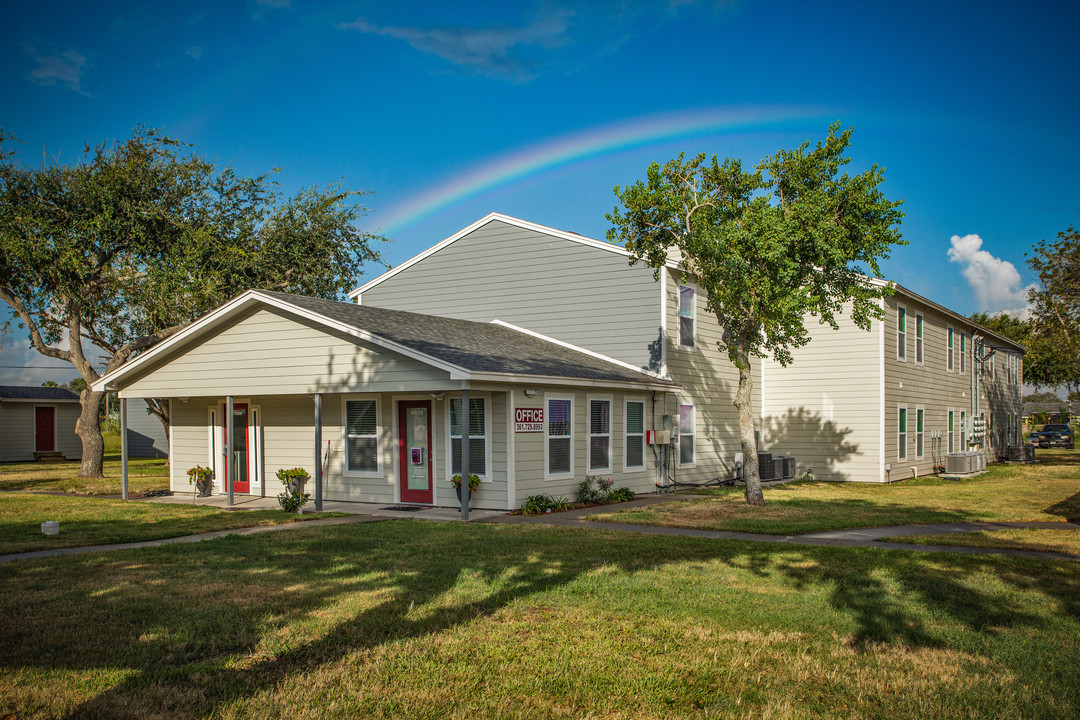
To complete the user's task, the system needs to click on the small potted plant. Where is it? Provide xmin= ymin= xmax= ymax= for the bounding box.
xmin=450 ymin=473 xmax=480 ymax=502
xmin=187 ymin=465 xmax=214 ymax=499
xmin=276 ymin=467 xmax=311 ymax=513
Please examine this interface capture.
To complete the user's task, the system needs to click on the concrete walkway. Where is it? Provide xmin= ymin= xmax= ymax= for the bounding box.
xmin=483 ymin=494 xmax=1080 ymax=561
xmin=2 ymin=492 xmax=1077 ymax=564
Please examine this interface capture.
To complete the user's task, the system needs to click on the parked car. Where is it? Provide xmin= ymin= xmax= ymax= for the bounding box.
xmin=1025 ymin=431 xmax=1041 ymax=447
xmin=1036 ymin=424 xmax=1075 ymax=449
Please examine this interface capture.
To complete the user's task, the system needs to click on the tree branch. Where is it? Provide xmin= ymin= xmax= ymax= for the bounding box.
xmin=0 ymin=287 xmax=72 ymax=363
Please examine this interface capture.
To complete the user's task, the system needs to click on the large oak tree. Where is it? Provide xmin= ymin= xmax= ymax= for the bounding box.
xmin=608 ymin=123 xmax=904 ymax=505
xmin=0 ymin=128 xmax=385 ymax=477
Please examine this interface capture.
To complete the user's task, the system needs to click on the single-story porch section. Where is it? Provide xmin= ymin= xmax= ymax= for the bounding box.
xmin=92 ymin=290 xmax=678 ymax=512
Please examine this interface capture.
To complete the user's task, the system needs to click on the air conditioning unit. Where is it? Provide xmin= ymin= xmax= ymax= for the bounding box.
xmin=773 ymin=455 xmax=796 ymax=479
xmin=757 ymin=451 xmax=775 ymax=481
xmin=945 ymin=452 xmax=973 ymax=474
xmin=1007 ymin=445 xmax=1035 ymax=463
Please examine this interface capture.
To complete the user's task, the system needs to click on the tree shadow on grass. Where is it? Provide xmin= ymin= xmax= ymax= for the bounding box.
xmin=0 ymin=520 xmax=1077 ymax=717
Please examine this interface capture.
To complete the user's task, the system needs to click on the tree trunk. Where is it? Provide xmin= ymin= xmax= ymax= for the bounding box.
xmin=732 ymin=343 xmax=765 ymax=506
xmin=146 ymin=398 xmax=171 ymax=452
xmin=76 ymin=389 xmax=106 ymax=478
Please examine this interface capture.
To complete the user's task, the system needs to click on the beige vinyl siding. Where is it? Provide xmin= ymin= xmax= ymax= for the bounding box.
xmin=359 ymin=220 xmax=664 ymax=372
xmin=121 ymin=307 xmax=456 ymax=399
xmin=126 ymin=399 xmax=168 ymax=458
xmin=663 ymin=270 xmax=748 ymax=483
xmin=762 ymin=306 xmax=882 ymax=482
xmin=510 ymin=386 xmax=662 ymax=507
xmin=0 ymin=402 xmax=81 ymax=462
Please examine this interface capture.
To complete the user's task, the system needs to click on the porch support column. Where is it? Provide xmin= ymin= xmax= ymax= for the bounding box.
xmin=226 ymin=395 xmax=234 ymax=507
xmin=460 ymin=384 xmax=470 ymax=522
xmin=314 ymin=393 xmax=323 ymax=512
xmin=120 ymin=397 xmax=129 ymax=501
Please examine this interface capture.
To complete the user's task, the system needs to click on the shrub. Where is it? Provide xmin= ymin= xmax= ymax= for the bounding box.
xmin=576 ymin=476 xmax=635 ymax=505
xmin=523 ymin=494 xmax=555 ymax=515
xmin=607 ymin=487 xmax=636 ymax=503
xmin=276 ymin=467 xmax=311 ymax=512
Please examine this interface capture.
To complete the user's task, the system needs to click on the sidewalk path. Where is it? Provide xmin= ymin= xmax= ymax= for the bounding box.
xmin=3 ymin=493 xmax=1078 ymax=564
xmin=484 ymin=495 xmax=1080 ymax=561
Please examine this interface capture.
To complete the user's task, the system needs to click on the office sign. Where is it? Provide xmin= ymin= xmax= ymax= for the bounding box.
xmin=515 ymin=407 xmax=544 ymax=432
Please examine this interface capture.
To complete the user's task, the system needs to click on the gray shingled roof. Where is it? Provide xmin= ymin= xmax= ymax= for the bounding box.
xmin=259 ymin=291 xmax=673 ymax=387
xmin=0 ymin=385 xmax=80 ymax=401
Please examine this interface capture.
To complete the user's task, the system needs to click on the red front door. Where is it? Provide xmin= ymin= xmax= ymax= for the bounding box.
xmin=35 ymin=406 xmax=55 ymax=452
xmin=398 ymin=401 xmax=433 ymax=504
xmin=227 ymin=403 xmax=250 ymax=493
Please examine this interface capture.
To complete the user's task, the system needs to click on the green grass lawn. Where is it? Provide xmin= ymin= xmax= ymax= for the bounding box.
xmin=588 ymin=449 xmax=1080 ymax=535
xmin=891 ymin=528 xmax=1080 ymax=556
xmin=0 ymin=521 xmax=1076 ymax=719
xmin=0 ymin=453 xmax=169 ymax=495
xmin=0 ymin=494 xmax=344 ymax=555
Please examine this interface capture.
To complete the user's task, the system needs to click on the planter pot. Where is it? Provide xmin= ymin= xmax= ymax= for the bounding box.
xmin=455 ymin=485 xmax=478 ymax=504
xmin=286 ymin=478 xmax=307 ymax=496
xmin=195 ymin=478 xmax=213 ymax=497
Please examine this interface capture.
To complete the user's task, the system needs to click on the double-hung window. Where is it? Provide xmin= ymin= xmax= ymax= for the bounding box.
xmin=915 ymin=314 xmax=924 ymax=365
xmin=947 ymin=327 xmax=955 ymax=371
xmin=547 ymin=397 xmax=572 ymax=476
xmin=960 ymin=411 xmax=967 ymax=449
xmin=898 ymin=406 xmax=908 ymax=461
xmin=960 ymin=332 xmax=966 ymax=374
xmin=678 ymin=403 xmax=695 ymax=466
xmin=624 ymin=400 xmax=645 ymax=471
xmin=678 ymin=286 xmax=695 ymax=348
xmin=588 ymin=398 xmax=611 ymax=472
xmin=916 ymin=408 xmax=924 ymax=459
xmin=345 ymin=398 xmax=379 ymax=473
xmin=897 ymin=306 xmax=907 ymax=361
xmin=948 ymin=410 xmax=955 ymax=453
xmin=450 ymin=397 xmax=487 ymax=476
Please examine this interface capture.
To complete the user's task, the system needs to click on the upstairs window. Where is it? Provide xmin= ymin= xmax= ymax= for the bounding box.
xmin=960 ymin=332 xmax=966 ymax=374
xmin=915 ymin=313 xmax=924 ymax=365
xmin=947 ymin=327 xmax=955 ymax=371
xmin=897 ymin=306 xmax=907 ymax=361
xmin=450 ymin=397 xmax=487 ymax=476
xmin=345 ymin=399 xmax=379 ymax=473
xmin=678 ymin=286 xmax=695 ymax=348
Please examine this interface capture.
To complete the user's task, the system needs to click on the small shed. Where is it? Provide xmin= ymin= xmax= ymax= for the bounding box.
xmin=0 ymin=386 xmax=82 ymax=462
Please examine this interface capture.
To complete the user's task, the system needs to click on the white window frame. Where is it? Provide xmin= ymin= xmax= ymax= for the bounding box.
xmin=586 ymin=395 xmax=613 ymax=473
xmin=960 ymin=332 xmax=966 ymax=374
xmin=948 ymin=409 xmax=955 ymax=454
xmin=447 ymin=394 xmax=491 ymax=480
xmin=545 ymin=394 xmax=574 ymax=479
xmin=678 ymin=285 xmax=696 ymax=349
xmin=677 ymin=401 xmax=696 ymax=468
xmin=916 ymin=407 xmax=924 ymax=459
xmin=914 ymin=313 xmax=924 ymax=365
xmin=947 ymin=326 xmax=955 ymax=372
xmin=897 ymin=305 xmax=907 ymax=361
xmin=898 ymin=405 xmax=908 ymax=461
xmin=342 ymin=394 xmax=382 ymax=477
xmin=960 ymin=411 xmax=967 ymax=450
xmin=623 ymin=397 xmax=647 ymax=474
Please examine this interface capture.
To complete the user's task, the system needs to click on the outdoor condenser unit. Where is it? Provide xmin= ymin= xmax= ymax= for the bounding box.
xmin=1007 ymin=445 xmax=1035 ymax=463
xmin=945 ymin=452 xmax=973 ymax=474
xmin=757 ymin=451 xmax=775 ymax=481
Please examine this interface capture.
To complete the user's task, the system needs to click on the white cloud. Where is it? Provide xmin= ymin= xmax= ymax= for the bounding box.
xmin=340 ymin=9 xmax=571 ymax=82
xmin=24 ymin=45 xmax=89 ymax=95
xmin=186 ymin=45 xmax=204 ymax=61
xmin=946 ymin=233 xmax=1034 ymax=317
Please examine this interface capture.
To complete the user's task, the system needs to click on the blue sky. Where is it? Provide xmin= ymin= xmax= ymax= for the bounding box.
xmin=3 ymin=0 xmax=1079 ymax=384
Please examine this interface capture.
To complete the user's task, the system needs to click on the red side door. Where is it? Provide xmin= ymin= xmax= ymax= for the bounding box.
xmin=35 ymin=406 xmax=55 ymax=452
xmin=398 ymin=400 xmax=433 ymax=504
xmin=227 ymin=403 xmax=250 ymax=493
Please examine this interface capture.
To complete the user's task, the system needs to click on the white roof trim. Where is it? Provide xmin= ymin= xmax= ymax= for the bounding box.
xmin=468 ymin=371 xmax=678 ymax=393
xmin=488 ymin=319 xmax=670 ymax=382
xmin=0 ymin=397 xmax=80 ymax=404
xmin=91 ymin=290 xmax=473 ymax=392
xmin=348 ymin=212 xmax=681 ymax=300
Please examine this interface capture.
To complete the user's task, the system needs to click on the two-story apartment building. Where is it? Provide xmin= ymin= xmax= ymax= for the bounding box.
xmin=93 ymin=213 xmax=1024 ymax=509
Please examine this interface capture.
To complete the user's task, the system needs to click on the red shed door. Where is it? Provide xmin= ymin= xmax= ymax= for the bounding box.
xmin=35 ymin=406 xmax=56 ymax=452
xmin=398 ymin=401 xmax=433 ymax=504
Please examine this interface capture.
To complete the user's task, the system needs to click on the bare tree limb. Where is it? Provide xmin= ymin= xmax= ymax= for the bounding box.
xmin=0 ymin=287 xmax=72 ymax=362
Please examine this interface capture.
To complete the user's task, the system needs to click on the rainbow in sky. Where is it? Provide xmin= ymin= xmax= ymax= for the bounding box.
xmin=376 ymin=105 xmax=834 ymax=236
